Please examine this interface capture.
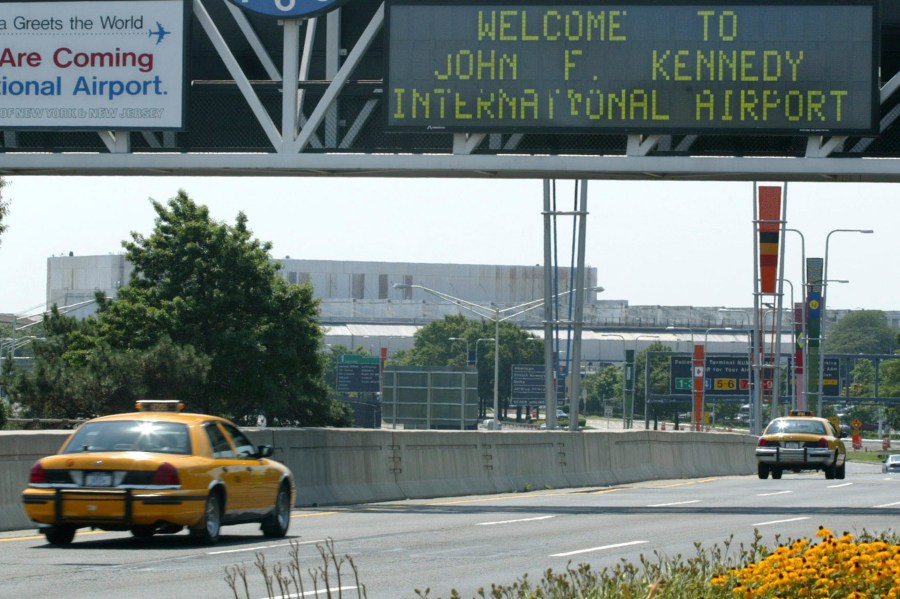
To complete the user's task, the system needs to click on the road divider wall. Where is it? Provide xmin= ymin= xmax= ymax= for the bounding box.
xmin=0 ymin=429 xmax=757 ymax=532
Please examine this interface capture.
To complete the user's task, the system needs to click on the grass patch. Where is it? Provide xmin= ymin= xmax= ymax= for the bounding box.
xmin=848 ymin=450 xmax=898 ymax=464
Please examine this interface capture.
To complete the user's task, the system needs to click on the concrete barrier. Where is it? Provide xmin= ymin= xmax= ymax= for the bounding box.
xmin=0 ymin=431 xmax=70 ymax=532
xmin=1 ymin=428 xmax=757 ymax=533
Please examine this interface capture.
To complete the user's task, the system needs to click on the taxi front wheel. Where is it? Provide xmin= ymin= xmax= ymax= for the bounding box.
xmin=190 ymin=492 xmax=222 ymax=544
xmin=43 ymin=524 xmax=76 ymax=545
xmin=262 ymin=484 xmax=291 ymax=538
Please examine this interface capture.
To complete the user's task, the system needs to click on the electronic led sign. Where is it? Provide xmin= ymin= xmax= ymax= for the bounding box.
xmin=385 ymin=0 xmax=879 ymax=134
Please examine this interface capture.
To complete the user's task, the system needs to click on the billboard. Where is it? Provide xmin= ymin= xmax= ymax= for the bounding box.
xmin=0 ymin=0 xmax=186 ymax=130
xmin=386 ymin=0 xmax=879 ymax=134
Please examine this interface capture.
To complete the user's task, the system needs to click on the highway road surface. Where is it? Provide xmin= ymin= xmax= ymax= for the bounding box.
xmin=2 ymin=462 xmax=898 ymax=599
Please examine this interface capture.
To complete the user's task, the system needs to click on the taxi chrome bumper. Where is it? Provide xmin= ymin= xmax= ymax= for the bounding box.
xmin=755 ymin=446 xmax=834 ymax=465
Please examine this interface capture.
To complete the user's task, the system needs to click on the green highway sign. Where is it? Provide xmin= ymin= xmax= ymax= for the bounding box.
xmin=675 ymin=378 xmax=693 ymax=390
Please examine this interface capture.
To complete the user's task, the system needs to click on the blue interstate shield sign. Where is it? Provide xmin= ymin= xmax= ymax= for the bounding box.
xmin=225 ymin=0 xmax=350 ymax=18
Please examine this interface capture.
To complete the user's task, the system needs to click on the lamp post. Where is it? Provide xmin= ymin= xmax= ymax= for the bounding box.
xmin=599 ymin=333 xmax=626 ymax=424
xmin=814 ymin=278 xmax=851 ymax=415
xmin=817 ymin=227 xmax=872 ymax=417
xmin=664 ymin=325 xmax=695 ymax=353
xmin=393 ymin=283 xmax=603 ymax=431
xmin=785 ymin=228 xmax=808 ymax=411
xmin=704 ymin=326 xmax=745 ymax=431
xmin=474 ymin=337 xmax=495 ymax=418
xmin=632 ymin=335 xmax=659 ymax=429
xmin=448 ymin=337 xmax=470 ymax=366
xmin=717 ymin=308 xmax=756 ymax=430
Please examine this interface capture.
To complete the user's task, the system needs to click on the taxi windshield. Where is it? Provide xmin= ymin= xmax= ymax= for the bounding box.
xmin=767 ymin=419 xmax=827 ymax=436
xmin=62 ymin=421 xmax=191 ymax=455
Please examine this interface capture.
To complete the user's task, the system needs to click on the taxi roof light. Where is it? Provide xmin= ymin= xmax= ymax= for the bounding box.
xmin=789 ymin=410 xmax=815 ymax=417
xmin=136 ymin=400 xmax=185 ymax=413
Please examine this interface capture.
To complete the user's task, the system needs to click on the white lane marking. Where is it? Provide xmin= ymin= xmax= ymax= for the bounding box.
xmin=551 ymin=540 xmax=647 ymax=557
xmin=264 ymin=586 xmax=358 ymax=598
xmin=646 ymin=500 xmax=700 ymax=507
xmin=209 ymin=539 xmax=325 ymax=555
xmin=874 ymin=501 xmax=900 ymax=508
xmin=827 ymin=483 xmax=853 ymax=488
xmin=757 ymin=490 xmax=792 ymax=497
xmin=752 ymin=516 xmax=810 ymax=527
xmin=477 ymin=515 xmax=556 ymax=526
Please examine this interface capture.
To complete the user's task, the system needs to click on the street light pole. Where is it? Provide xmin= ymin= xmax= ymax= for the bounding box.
xmin=817 ymin=228 xmax=873 ymax=416
xmin=599 ymin=333 xmax=626 ymax=425
xmin=785 ymin=228 xmax=808 ymax=411
xmin=717 ymin=308 xmax=756 ymax=431
xmin=632 ymin=335 xmax=659 ymax=429
xmin=814 ymin=278 xmax=850 ymax=415
xmin=448 ymin=337 xmax=470 ymax=366
xmin=393 ymin=283 xmax=603 ymax=431
xmin=475 ymin=337 xmax=494 ymax=418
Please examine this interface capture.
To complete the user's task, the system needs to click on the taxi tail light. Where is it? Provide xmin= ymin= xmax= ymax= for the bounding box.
xmin=29 ymin=461 xmax=48 ymax=484
xmin=816 ymin=438 xmax=829 ymax=448
xmin=150 ymin=462 xmax=180 ymax=486
xmin=757 ymin=438 xmax=769 ymax=447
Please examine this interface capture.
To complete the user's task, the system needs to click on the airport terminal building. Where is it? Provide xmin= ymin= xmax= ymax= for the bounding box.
xmin=35 ymin=254 xmax=898 ymax=369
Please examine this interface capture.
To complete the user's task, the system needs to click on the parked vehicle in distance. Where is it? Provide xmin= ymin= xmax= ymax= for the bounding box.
xmin=21 ymin=400 xmax=295 ymax=546
xmin=755 ymin=410 xmax=846 ymax=480
xmin=883 ymin=454 xmax=900 ymax=474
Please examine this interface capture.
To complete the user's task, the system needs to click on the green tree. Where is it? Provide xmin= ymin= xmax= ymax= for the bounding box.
xmin=6 ymin=191 xmax=351 ymax=427
xmin=582 ymin=364 xmax=623 ymax=416
xmin=825 ymin=310 xmax=897 ymax=355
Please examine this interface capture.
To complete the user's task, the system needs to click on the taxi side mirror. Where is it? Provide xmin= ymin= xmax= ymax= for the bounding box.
xmin=257 ymin=445 xmax=274 ymax=458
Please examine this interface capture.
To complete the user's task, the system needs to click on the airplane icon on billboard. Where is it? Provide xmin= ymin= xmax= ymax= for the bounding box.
xmin=148 ymin=21 xmax=171 ymax=45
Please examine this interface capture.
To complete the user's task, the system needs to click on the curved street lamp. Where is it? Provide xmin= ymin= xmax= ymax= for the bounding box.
xmin=394 ymin=283 xmax=603 ymax=430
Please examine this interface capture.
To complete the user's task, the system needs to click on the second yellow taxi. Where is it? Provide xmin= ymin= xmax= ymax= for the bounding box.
xmin=755 ymin=410 xmax=847 ymax=480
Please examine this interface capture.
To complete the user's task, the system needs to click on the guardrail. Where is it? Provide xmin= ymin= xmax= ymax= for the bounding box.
xmin=0 ymin=428 xmax=757 ymax=532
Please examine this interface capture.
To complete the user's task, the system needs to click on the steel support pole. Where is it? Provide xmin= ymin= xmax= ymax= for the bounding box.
xmin=568 ymin=180 xmax=588 ymax=431
xmin=543 ymin=180 xmax=557 ymax=430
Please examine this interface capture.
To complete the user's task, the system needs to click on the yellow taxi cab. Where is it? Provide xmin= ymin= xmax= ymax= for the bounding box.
xmin=21 ymin=400 xmax=295 ymax=545
xmin=755 ymin=410 xmax=847 ymax=480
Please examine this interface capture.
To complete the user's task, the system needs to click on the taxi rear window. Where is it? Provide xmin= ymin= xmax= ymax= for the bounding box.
xmin=767 ymin=419 xmax=827 ymax=436
xmin=62 ymin=421 xmax=191 ymax=455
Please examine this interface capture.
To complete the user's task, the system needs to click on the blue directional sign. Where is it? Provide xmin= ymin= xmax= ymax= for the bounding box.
xmin=225 ymin=0 xmax=351 ymax=19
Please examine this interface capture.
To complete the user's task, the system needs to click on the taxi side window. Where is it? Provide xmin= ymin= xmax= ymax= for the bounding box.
xmin=222 ymin=423 xmax=257 ymax=458
xmin=205 ymin=423 xmax=234 ymax=459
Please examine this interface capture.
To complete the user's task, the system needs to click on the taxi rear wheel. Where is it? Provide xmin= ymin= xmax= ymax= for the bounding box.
xmin=824 ymin=460 xmax=837 ymax=479
xmin=43 ymin=525 xmax=76 ymax=545
xmin=771 ymin=467 xmax=783 ymax=479
xmin=261 ymin=484 xmax=291 ymax=538
xmin=757 ymin=463 xmax=770 ymax=479
xmin=190 ymin=491 xmax=222 ymax=544
xmin=836 ymin=462 xmax=846 ymax=479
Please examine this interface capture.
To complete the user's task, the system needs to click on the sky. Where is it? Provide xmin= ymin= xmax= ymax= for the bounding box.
xmin=0 ymin=176 xmax=897 ymax=317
